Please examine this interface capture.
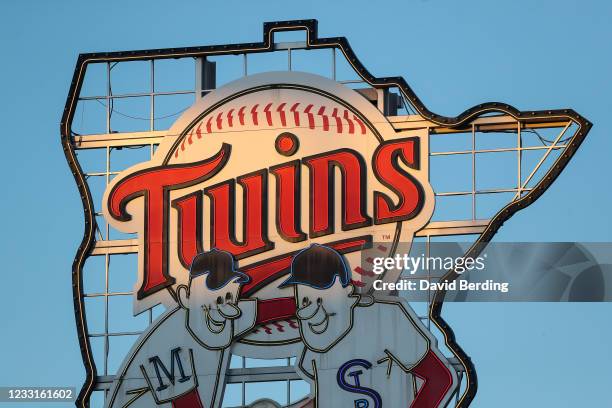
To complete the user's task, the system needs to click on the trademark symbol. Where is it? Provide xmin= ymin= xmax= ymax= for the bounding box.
xmin=382 ymin=234 xmax=391 ymax=240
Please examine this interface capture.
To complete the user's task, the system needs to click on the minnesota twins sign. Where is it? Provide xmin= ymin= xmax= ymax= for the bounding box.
xmin=102 ymin=71 xmax=456 ymax=407
xmin=61 ymin=20 xmax=591 ymax=408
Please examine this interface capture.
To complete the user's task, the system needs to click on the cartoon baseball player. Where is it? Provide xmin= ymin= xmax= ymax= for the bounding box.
xmin=284 ymin=245 xmax=458 ymax=408
xmin=105 ymin=249 xmax=257 ymax=408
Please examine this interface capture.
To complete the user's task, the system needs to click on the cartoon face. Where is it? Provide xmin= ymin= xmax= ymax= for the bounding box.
xmin=179 ymin=273 xmax=244 ymax=348
xmin=177 ymin=250 xmax=249 ymax=349
xmin=294 ymin=277 xmax=357 ymax=352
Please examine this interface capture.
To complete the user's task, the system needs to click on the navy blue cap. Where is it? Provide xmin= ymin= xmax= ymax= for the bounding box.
xmin=189 ymin=249 xmax=250 ymax=290
xmin=279 ymin=244 xmax=350 ymax=289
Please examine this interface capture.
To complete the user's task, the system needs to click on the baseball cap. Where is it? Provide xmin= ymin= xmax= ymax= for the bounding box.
xmin=279 ymin=244 xmax=350 ymax=289
xmin=189 ymin=249 xmax=250 ymax=290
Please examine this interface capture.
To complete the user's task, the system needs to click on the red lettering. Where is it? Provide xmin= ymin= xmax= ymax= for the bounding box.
xmin=204 ymin=170 xmax=273 ymax=259
xmin=107 ymin=137 xmax=427 ymax=302
xmin=373 ymin=138 xmax=424 ymax=224
xmin=270 ymin=160 xmax=307 ymax=243
xmin=172 ymin=192 xmax=203 ymax=269
xmin=107 ymin=144 xmax=230 ymax=299
xmin=303 ymin=149 xmax=371 ymax=237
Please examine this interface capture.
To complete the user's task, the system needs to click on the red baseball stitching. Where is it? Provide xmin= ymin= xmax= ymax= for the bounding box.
xmin=173 ymin=103 xmax=367 ymax=158
xmin=354 ymin=266 xmax=374 ymax=277
xmin=251 ymin=318 xmax=299 ymax=334
xmin=351 ymin=279 xmax=366 ymax=288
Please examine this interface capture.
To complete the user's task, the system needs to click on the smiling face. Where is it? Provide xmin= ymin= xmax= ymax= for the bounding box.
xmin=180 ymin=274 xmax=243 ymax=348
xmin=294 ymin=278 xmax=357 ymax=352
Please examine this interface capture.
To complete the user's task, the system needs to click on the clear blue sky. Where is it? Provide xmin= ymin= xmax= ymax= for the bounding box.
xmin=1 ymin=1 xmax=611 ymax=407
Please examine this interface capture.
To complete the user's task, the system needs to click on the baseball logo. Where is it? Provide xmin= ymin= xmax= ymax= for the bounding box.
xmin=103 ymin=71 xmax=434 ymax=325
xmin=102 ymin=71 xmax=455 ymax=408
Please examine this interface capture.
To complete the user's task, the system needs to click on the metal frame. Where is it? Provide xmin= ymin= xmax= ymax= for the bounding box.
xmin=61 ymin=19 xmax=591 ymax=408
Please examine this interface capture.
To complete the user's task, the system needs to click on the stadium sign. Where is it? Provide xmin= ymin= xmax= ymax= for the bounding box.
xmin=61 ymin=20 xmax=591 ymax=408
xmin=102 ymin=69 xmax=458 ymax=408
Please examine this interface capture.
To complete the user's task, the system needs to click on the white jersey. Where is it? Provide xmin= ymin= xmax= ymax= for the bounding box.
xmin=297 ymin=298 xmax=430 ymax=408
xmin=106 ymin=301 xmax=256 ymax=408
